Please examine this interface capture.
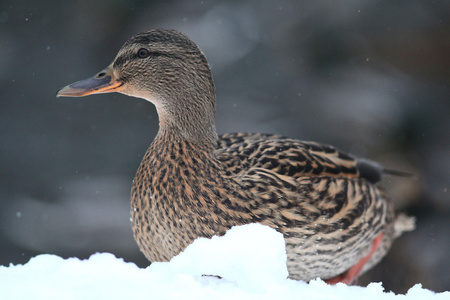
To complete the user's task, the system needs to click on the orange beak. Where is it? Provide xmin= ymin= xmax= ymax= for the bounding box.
xmin=56 ymin=63 xmax=123 ymax=98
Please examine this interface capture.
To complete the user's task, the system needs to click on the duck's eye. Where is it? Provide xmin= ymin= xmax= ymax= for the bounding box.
xmin=137 ymin=48 xmax=150 ymax=58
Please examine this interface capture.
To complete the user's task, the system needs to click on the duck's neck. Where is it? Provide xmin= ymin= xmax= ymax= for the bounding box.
xmin=155 ymin=95 xmax=218 ymax=150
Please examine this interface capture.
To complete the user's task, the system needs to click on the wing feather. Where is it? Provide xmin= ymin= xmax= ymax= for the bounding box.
xmin=216 ymin=133 xmax=383 ymax=183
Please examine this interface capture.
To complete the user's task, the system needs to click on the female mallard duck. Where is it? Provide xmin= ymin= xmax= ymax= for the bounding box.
xmin=57 ymin=29 xmax=414 ymax=284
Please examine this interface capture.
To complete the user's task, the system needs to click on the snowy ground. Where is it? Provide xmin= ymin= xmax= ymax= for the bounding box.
xmin=1 ymin=224 xmax=448 ymax=300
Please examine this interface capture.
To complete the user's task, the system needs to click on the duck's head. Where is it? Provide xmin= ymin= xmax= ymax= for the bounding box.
xmin=57 ymin=29 xmax=217 ymax=144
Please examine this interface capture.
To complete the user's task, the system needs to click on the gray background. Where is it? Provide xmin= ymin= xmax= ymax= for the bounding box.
xmin=1 ymin=0 xmax=449 ymax=293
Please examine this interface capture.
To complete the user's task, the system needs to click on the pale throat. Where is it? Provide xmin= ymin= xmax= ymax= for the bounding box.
xmin=124 ymin=86 xmax=218 ymax=146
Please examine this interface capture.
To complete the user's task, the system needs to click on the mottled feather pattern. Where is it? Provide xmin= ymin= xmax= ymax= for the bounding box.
xmin=217 ymin=133 xmax=360 ymax=177
xmin=132 ymin=132 xmax=397 ymax=280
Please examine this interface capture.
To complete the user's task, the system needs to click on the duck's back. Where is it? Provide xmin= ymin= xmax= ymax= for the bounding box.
xmin=216 ymin=132 xmax=384 ymax=183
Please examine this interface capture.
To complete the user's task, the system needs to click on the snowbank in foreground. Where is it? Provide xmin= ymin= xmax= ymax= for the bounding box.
xmin=0 ymin=224 xmax=448 ymax=300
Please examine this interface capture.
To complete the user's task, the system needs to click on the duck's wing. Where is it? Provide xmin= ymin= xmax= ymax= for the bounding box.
xmin=216 ymin=132 xmax=383 ymax=184
xmin=216 ymin=133 xmax=400 ymax=281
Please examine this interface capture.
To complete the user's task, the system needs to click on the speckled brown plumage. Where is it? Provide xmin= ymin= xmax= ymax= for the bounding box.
xmin=57 ymin=29 xmax=415 ymax=283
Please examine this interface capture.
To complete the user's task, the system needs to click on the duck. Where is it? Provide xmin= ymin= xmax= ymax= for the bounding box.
xmin=57 ymin=29 xmax=415 ymax=284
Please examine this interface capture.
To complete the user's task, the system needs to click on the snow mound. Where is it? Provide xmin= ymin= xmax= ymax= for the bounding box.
xmin=164 ymin=223 xmax=288 ymax=287
xmin=0 ymin=224 xmax=448 ymax=300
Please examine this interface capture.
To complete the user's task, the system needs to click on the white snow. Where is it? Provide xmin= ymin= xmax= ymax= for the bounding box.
xmin=0 ymin=224 xmax=448 ymax=300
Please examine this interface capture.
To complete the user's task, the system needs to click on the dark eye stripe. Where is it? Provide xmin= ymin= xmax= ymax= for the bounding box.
xmin=137 ymin=48 xmax=173 ymax=59
xmin=149 ymin=51 xmax=163 ymax=57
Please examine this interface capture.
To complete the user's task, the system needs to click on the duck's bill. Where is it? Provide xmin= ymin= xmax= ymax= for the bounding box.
xmin=56 ymin=64 xmax=123 ymax=97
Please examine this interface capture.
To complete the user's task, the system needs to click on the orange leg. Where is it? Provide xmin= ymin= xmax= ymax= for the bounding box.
xmin=324 ymin=232 xmax=384 ymax=285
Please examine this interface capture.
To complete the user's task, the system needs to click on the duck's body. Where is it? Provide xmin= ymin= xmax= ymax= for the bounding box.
xmin=57 ymin=29 xmax=414 ymax=283
xmin=132 ymin=131 xmax=397 ymax=281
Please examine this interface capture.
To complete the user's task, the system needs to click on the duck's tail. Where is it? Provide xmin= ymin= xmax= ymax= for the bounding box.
xmin=394 ymin=213 xmax=416 ymax=238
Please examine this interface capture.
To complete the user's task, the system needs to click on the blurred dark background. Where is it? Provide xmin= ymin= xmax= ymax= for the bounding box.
xmin=1 ymin=0 xmax=449 ymax=293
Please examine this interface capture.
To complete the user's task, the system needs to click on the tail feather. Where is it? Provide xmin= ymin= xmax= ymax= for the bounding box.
xmin=383 ymin=168 xmax=417 ymax=179
xmin=394 ymin=213 xmax=416 ymax=238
